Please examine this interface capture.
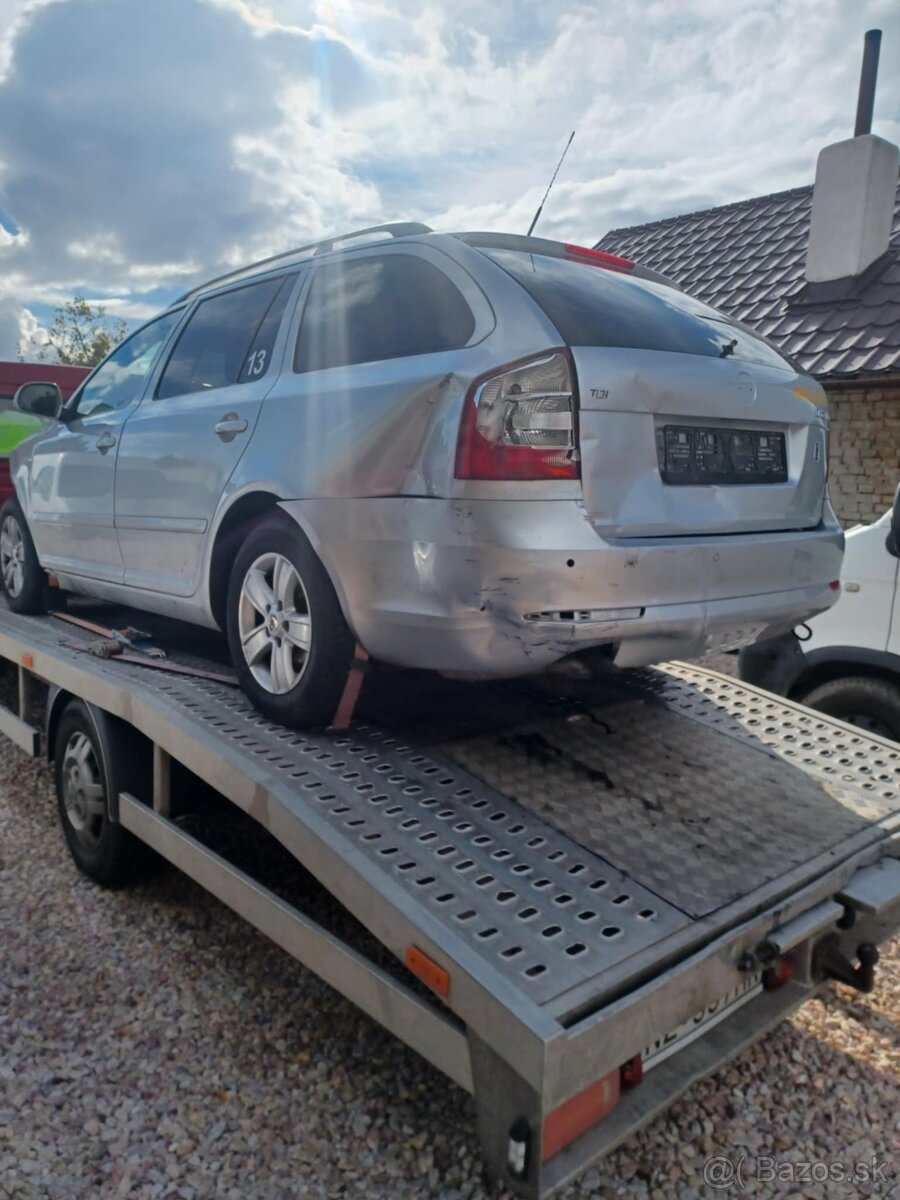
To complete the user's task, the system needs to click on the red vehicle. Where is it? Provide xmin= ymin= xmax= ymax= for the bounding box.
xmin=0 ymin=362 xmax=89 ymax=502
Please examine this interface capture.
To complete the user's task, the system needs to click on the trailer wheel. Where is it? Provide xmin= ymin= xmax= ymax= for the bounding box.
xmin=53 ymin=700 xmax=151 ymax=885
xmin=0 ymin=497 xmax=46 ymax=614
xmin=800 ymin=675 xmax=900 ymax=742
xmin=226 ymin=512 xmax=354 ymax=728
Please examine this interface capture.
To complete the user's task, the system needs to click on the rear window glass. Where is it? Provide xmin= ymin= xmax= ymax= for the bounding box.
xmin=482 ymin=248 xmax=793 ymax=370
xmin=157 ymin=274 xmax=294 ymax=400
xmin=294 ymin=253 xmax=475 ymax=373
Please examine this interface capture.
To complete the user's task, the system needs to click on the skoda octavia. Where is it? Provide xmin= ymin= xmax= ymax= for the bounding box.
xmin=3 ymin=224 xmax=843 ymax=726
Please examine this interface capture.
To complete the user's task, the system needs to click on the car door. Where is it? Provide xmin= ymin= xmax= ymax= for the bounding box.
xmin=23 ymin=310 xmax=183 ymax=582
xmin=114 ymin=271 xmax=300 ymax=597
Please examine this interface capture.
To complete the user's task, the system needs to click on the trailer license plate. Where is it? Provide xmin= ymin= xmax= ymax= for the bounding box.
xmin=643 ymin=974 xmax=763 ymax=1071
xmin=659 ymin=425 xmax=788 ymax=485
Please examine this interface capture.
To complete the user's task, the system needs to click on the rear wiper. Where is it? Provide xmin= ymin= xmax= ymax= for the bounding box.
xmin=720 ymin=338 xmax=738 ymax=358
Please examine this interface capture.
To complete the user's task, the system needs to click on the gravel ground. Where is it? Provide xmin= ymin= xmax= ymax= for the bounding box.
xmin=1 ymin=676 xmax=898 ymax=1199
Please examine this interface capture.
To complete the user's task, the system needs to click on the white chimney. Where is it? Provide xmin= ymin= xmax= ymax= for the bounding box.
xmin=805 ymin=133 xmax=899 ymax=283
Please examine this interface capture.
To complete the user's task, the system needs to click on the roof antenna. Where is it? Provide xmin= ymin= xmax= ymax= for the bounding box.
xmin=526 ymin=130 xmax=575 ymax=237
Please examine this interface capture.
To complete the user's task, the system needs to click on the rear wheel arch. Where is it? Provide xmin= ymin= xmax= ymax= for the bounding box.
xmin=207 ymin=491 xmax=283 ymax=630
xmin=208 ymin=492 xmax=358 ymax=642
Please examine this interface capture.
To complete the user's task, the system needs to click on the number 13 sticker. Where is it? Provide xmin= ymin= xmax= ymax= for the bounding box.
xmin=246 ymin=349 xmax=267 ymax=376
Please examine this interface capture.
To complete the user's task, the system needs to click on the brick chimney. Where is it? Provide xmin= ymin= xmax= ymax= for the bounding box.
xmin=805 ymin=30 xmax=899 ymax=284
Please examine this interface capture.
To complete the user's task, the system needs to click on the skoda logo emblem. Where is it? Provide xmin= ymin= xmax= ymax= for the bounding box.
xmin=736 ymin=370 xmax=757 ymax=404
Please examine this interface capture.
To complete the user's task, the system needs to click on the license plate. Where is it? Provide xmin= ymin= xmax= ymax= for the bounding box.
xmin=643 ymin=973 xmax=763 ymax=1071
xmin=658 ymin=425 xmax=788 ymax=485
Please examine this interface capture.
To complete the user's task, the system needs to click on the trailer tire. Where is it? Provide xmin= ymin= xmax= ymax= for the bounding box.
xmin=53 ymin=700 xmax=152 ymax=886
xmin=0 ymin=497 xmax=46 ymax=614
xmin=226 ymin=512 xmax=355 ymax=728
xmin=800 ymin=675 xmax=900 ymax=742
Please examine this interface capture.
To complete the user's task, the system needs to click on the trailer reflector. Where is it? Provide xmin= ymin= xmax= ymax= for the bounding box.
xmin=541 ymin=1069 xmax=620 ymax=1162
xmin=405 ymin=945 xmax=450 ymax=997
xmin=20 ymin=653 xmax=33 ymax=668
xmin=762 ymin=955 xmax=795 ymax=990
xmin=620 ymin=1054 xmax=643 ymax=1089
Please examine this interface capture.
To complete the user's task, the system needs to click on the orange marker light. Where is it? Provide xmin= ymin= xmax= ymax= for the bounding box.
xmin=21 ymin=653 xmax=33 ymax=669
xmin=405 ymin=945 xmax=450 ymax=997
xmin=542 ymin=1069 xmax=620 ymax=1162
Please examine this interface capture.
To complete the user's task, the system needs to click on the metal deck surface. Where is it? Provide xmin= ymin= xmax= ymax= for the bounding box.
xmin=440 ymin=670 xmax=897 ymax=916
xmin=4 ymin=604 xmax=898 ymax=1012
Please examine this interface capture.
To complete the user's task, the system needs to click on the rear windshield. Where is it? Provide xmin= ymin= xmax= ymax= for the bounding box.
xmin=482 ymin=248 xmax=793 ymax=371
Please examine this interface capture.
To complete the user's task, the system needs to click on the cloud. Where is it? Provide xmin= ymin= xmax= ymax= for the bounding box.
xmin=0 ymin=0 xmax=897 ymax=356
xmin=0 ymin=298 xmax=49 ymax=361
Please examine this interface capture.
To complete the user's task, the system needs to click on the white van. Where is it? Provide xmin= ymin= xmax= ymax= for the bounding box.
xmin=739 ymin=498 xmax=900 ymax=739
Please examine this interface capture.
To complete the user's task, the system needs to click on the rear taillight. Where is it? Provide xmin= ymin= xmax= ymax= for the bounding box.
xmin=455 ymin=351 xmax=579 ymax=481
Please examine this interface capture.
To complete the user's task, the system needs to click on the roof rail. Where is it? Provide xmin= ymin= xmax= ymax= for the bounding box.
xmin=173 ymin=221 xmax=434 ymax=304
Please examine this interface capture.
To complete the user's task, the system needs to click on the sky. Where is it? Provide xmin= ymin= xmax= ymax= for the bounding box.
xmin=0 ymin=0 xmax=898 ymax=359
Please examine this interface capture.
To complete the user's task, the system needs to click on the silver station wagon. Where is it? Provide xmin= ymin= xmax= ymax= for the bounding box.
xmin=4 ymin=223 xmax=843 ymax=726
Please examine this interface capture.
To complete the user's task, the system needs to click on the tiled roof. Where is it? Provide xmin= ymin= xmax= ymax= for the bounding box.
xmin=596 ymin=183 xmax=900 ymax=380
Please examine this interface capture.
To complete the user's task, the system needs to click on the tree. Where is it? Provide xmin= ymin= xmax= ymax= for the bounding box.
xmin=19 ymin=294 xmax=129 ymax=367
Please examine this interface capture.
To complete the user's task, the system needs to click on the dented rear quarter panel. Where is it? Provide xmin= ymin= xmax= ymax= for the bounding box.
xmin=237 ymin=237 xmax=566 ymax=503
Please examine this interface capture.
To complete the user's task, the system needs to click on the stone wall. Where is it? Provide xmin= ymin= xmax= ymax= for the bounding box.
xmin=825 ymin=381 xmax=900 ymax=526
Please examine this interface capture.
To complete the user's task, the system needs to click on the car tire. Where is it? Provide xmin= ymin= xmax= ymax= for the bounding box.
xmin=799 ymin=675 xmax=900 ymax=742
xmin=54 ymin=699 xmax=154 ymax=886
xmin=0 ymin=496 xmax=46 ymax=614
xmin=225 ymin=512 xmax=355 ymax=728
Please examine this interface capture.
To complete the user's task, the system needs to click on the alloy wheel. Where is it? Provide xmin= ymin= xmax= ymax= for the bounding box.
xmin=0 ymin=515 xmax=26 ymax=598
xmin=238 ymin=552 xmax=312 ymax=695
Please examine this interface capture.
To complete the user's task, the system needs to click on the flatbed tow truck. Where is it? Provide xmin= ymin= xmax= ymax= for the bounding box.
xmin=1 ymin=598 xmax=898 ymax=1196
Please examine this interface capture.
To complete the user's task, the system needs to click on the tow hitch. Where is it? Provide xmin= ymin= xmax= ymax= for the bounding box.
xmin=813 ymin=935 xmax=879 ymax=994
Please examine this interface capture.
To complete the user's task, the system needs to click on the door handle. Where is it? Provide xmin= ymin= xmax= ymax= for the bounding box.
xmin=95 ymin=432 xmax=117 ymax=453
xmin=214 ymin=413 xmax=249 ymax=442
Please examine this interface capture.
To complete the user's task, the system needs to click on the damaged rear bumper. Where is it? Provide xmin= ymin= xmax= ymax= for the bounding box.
xmin=280 ymin=497 xmax=844 ymax=675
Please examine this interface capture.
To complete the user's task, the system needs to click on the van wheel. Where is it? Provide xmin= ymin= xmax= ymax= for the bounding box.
xmin=800 ymin=675 xmax=900 ymax=742
xmin=226 ymin=513 xmax=355 ymax=728
xmin=54 ymin=700 xmax=153 ymax=885
xmin=0 ymin=497 xmax=46 ymax=614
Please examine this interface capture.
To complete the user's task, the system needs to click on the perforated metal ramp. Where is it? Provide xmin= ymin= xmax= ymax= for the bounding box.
xmin=439 ymin=670 xmax=897 ymax=917
xmin=5 ymin=605 xmax=898 ymax=1013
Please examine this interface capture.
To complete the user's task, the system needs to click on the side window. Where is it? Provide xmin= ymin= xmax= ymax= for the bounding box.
xmin=75 ymin=310 xmax=182 ymax=419
xmin=156 ymin=275 xmax=294 ymax=401
xmin=294 ymin=254 xmax=475 ymax=373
